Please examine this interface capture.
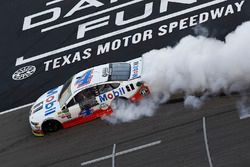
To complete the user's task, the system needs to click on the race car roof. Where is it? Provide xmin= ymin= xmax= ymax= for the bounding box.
xmin=70 ymin=64 xmax=109 ymax=93
xmin=69 ymin=57 xmax=142 ymax=94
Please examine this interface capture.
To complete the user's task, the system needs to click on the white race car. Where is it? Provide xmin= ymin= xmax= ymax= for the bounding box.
xmin=29 ymin=58 xmax=150 ymax=136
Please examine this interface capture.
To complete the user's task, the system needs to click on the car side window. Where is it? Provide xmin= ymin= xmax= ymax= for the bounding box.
xmin=98 ymin=83 xmax=120 ymax=94
xmin=75 ymin=88 xmax=96 ymax=103
xmin=67 ymin=98 xmax=75 ymax=108
xmin=75 ymin=89 xmax=98 ymax=110
xmin=110 ymin=83 xmax=120 ymax=89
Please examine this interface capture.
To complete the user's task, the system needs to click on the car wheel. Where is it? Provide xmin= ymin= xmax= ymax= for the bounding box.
xmin=42 ymin=120 xmax=61 ymax=133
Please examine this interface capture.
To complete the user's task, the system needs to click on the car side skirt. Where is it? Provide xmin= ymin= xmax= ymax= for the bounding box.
xmin=62 ymin=107 xmax=112 ymax=128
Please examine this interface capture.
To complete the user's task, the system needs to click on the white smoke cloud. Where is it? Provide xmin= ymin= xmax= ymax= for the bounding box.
xmin=102 ymin=98 xmax=157 ymax=124
xmin=237 ymin=96 xmax=250 ymax=119
xmin=104 ymin=21 xmax=250 ymax=124
xmin=193 ymin=25 xmax=209 ymax=37
xmin=142 ymin=21 xmax=250 ymax=106
xmin=184 ymin=95 xmax=203 ymax=109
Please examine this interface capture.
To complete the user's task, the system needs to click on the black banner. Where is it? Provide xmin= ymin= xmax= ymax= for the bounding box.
xmin=1 ymin=0 xmax=249 ymax=112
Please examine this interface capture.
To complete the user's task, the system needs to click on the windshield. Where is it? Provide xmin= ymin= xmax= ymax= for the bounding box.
xmin=58 ymin=76 xmax=73 ymax=107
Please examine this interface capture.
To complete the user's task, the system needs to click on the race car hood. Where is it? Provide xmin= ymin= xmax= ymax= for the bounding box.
xmin=127 ymin=57 xmax=143 ymax=80
xmin=30 ymin=85 xmax=63 ymax=122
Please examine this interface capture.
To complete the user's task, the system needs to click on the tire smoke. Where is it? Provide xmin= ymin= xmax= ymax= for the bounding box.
xmin=104 ymin=21 xmax=250 ymax=124
xmin=142 ymin=21 xmax=250 ymax=108
xmin=102 ymin=98 xmax=157 ymax=124
xmin=237 ymin=96 xmax=250 ymax=119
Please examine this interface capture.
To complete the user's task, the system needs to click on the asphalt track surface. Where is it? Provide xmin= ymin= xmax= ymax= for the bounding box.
xmin=1 ymin=95 xmax=250 ymax=167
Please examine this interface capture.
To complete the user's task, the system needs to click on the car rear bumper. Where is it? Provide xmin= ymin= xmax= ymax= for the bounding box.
xmin=130 ymin=84 xmax=150 ymax=102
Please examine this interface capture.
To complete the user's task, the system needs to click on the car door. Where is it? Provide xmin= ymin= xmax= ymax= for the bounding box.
xmin=75 ymin=88 xmax=99 ymax=117
xmin=58 ymin=97 xmax=81 ymax=121
xmin=67 ymin=97 xmax=81 ymax=118
xmin=96 ymin=82 xmax=121 ymax=108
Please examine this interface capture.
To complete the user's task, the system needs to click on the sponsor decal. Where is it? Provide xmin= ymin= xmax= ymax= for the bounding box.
xmin=132 ymin=61 xmax=139 ymax=79
xmin=99 ymin=87 xmax=125 ymax=102
xmin=126 ymin=84 xmax=135 ymax=92
xmin=44 ymin=87 xmax=58 ymax=116
xmin=58 ymin=110 xmax=71 ymax=119
xmin=12 ymin=65 xmax=36 ymax=80
xmin=13 ymin=0 xmax=245 ymax=74
xmin=75 ymin=69 xmax=94 ymax=88
xmin=140 ymin=87 xmax=149 ymax=96
xmin=32 ymin=101 xmax=43 ymax=114
xmin=79 ymin=108 xmax=93 ymax=116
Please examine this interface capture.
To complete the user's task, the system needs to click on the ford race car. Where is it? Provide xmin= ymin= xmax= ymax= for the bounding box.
xmin=29 ymin=58 xmax=150 ymax=136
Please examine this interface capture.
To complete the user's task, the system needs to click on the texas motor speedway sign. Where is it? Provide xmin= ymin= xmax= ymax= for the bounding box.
xmin=1 ymin=0 xmax=249 ymax=111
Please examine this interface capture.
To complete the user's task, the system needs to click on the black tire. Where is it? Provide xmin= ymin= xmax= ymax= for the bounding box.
xmin=42 ymin=120 xmax=61 ymax=133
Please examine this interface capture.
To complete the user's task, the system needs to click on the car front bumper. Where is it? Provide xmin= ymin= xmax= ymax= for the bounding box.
xmin=30 ymin=120 xmax=44 ymax=136
xmin=32 ymin=129 xmax=45 ymax=137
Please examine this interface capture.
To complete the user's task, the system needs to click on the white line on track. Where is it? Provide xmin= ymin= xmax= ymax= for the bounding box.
xmin=0 ymin=102 xmax=34 ymax=116
xmin=203 ymin=117 xmax=213 ymax=167
xmin=81 ymin=140 xmax=161 ymax=166
xmin=112 ymin=144 xmax=116 ymax=167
